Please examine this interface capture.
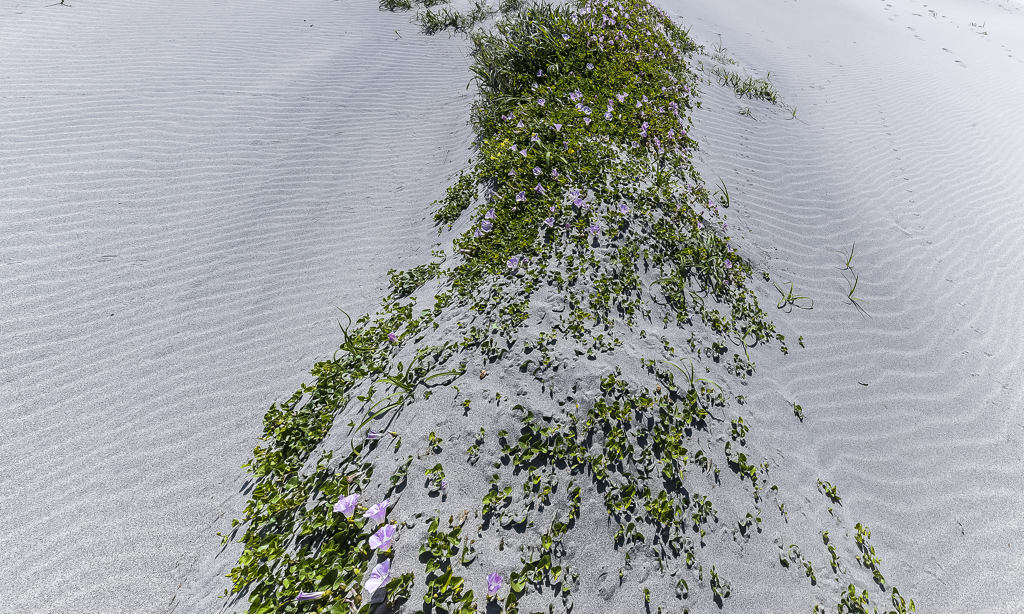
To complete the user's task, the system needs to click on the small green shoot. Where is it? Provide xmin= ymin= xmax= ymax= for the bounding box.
xmin=837 ymin=242 xmax=856 ymax=270
xmin=774 ymin=281 xmax=813 ymax=310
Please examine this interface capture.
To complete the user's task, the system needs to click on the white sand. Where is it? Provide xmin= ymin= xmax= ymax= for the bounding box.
xmin=3 ymin=0 xmax=1023 ymax=612
xmin=0 ymin=1 xmax=474 ymax=612
xmin=660 ymin=0 xmax=1024 ymax=610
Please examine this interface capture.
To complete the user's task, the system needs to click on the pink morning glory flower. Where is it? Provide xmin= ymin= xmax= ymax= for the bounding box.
xmin=364 ymin=559 xmax=392 ymax=594
xmin=297 ymin=591 xmax=326 ymax=602
xmin=516 ymin=191 xmax=526 ymax=202
xmin=487 ymin=572 xmax=503 ymax=597
xmin=334 ymin=493 xmax=359 ymax=517
xmin=363 ymin=499 xmax=389 ymax=524
xmin=369 ymin=524 xmax=396 ymax=551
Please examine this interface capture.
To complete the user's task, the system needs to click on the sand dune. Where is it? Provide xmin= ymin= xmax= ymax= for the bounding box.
xmin=3 ymin=0 xmax=1023 ymax=612
xmin=666 ymin=0 xmax=1024 ymax=610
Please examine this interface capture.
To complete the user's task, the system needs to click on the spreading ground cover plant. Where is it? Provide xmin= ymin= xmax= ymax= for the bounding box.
xmin=221 ymin=1 xmax=914 ymax=612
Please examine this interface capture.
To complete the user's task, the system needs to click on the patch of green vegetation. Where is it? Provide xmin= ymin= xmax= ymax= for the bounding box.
xmin=222 ymin=1 xmax=916 ymax=612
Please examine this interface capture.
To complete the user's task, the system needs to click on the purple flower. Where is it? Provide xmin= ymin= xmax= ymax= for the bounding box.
xmin=724 ymin=259 xmax=733 ymax=269
xmin=369 ymin=524 xmax=397 ymax=551
xmin=531 ymin=134 xmax=540 ymax=143
xmin=487 ymin=572 xmax=504 ymax=597
xmin=508 ymin=170 xmax=516 ymax=177
xmin=516 ymin=120 xmax=524 ymax=128
xmin=533 ymin=167 xmax=542 ymax=176
xmin=516 ymin=191 xmax=526 ymax=202
xmin=363 ymin=499 xmax=389 ymax=524
xmin=589 ymin=224 xmax=601 ymax=235
xmin=569 ymin=89 xmax=583 ymax=102
xmin=335 ymin=493 xmax=360 ymax=517
xmin=668 ymin=128 xmax=675 ymax=138
xmin=586 ymin=63 xmax=594 ymax=70
xmin=440 ymin=479 xmax=448 ymax=494
xmin=553 ymin=123 xmax=562 ymax=131
xmin=543 ymin=217 xmax=555 ymax=228
xmin=364 ymin=559 xmax=392 ymax=594
xmin=535 ymin=183 xmax=546 ymax=195
xmin=604 ymin=111 xmax=612 ymax=120
xmin=519 ymin=149 xmax=528 ymax=158
xmin=507 ymin=256 xmax=521 ymax=269
xmin=584 ymin=118 xmax=591 ymax=125
xmin=481 ymin=220 xmax=493 ymax=232
xmin=537 ymin=98 xmax=546 ymax=106
xmin=473 ymin=228 xmax=483 ymax=238
xmin=297 ymin=591 xmax=326 ymax=602
xmin=387 ymin=332 xmax=397 ymax=344
xmin=562 ymin=33 xmax=570 ymax=41
xmin=574 ymin=197 xmax=584 ymax=207
xmin=618 ymin=203 xmax=630 ymax=213
xmin=616 ymin=93 xmax=627 ymax=103
xmin=367 ymin=429 xmax=383 ymax=440
xmin=485 ymin=208 xmax=496 ymax=220
xmin=551 ymin=169 xmax=559 ymax=178
xmin=569 ymin=188 xmax=580 ymax=198
xmin=697 ymin=221 xmax=704 ymax=230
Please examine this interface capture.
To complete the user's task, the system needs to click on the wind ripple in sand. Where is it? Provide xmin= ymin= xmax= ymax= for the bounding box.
xmin=668 ymin=0 xmax=1024 ymax=610
xmin=0 ymin=1 xmax=474 ymax=612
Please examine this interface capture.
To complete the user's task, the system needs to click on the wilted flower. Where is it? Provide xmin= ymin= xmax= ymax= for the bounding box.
xmin=481 ymin=220 xmax=493 ymax=232
xmin=543 ymin=217 xmax=555 ymax=228
xmin=366 ymin=429 xmax=383 ymax=440
xmin=363 ymin=499 xmax=390 ymax=524
xmin=440 ymin=479 xmax=448 ymax=494
xmin=487 ymin=573 xmax=504 ymax=597
xmin=364 ymin=560 xmax=392 ymax=594
xmin=297 ymin=591 xmax=326 ymax=602
xmin=516 ymin=191 xmax=526 ymax=202
xmin=485 ymin=208 xmax=496 ymax=220
xmin=533 ymin=167 xmax=542 ymax=176
xmin=697 ymin=221 xmax=704 ymax=230
xmin=369 ymin=524 xmax=397 ymax=551
xmin=334 ymin=493 xmax=359 ymax=517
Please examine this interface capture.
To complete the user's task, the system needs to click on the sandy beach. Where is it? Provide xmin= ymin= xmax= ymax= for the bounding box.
xmin=2 ymin=0 xmax=1023 ymax=612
